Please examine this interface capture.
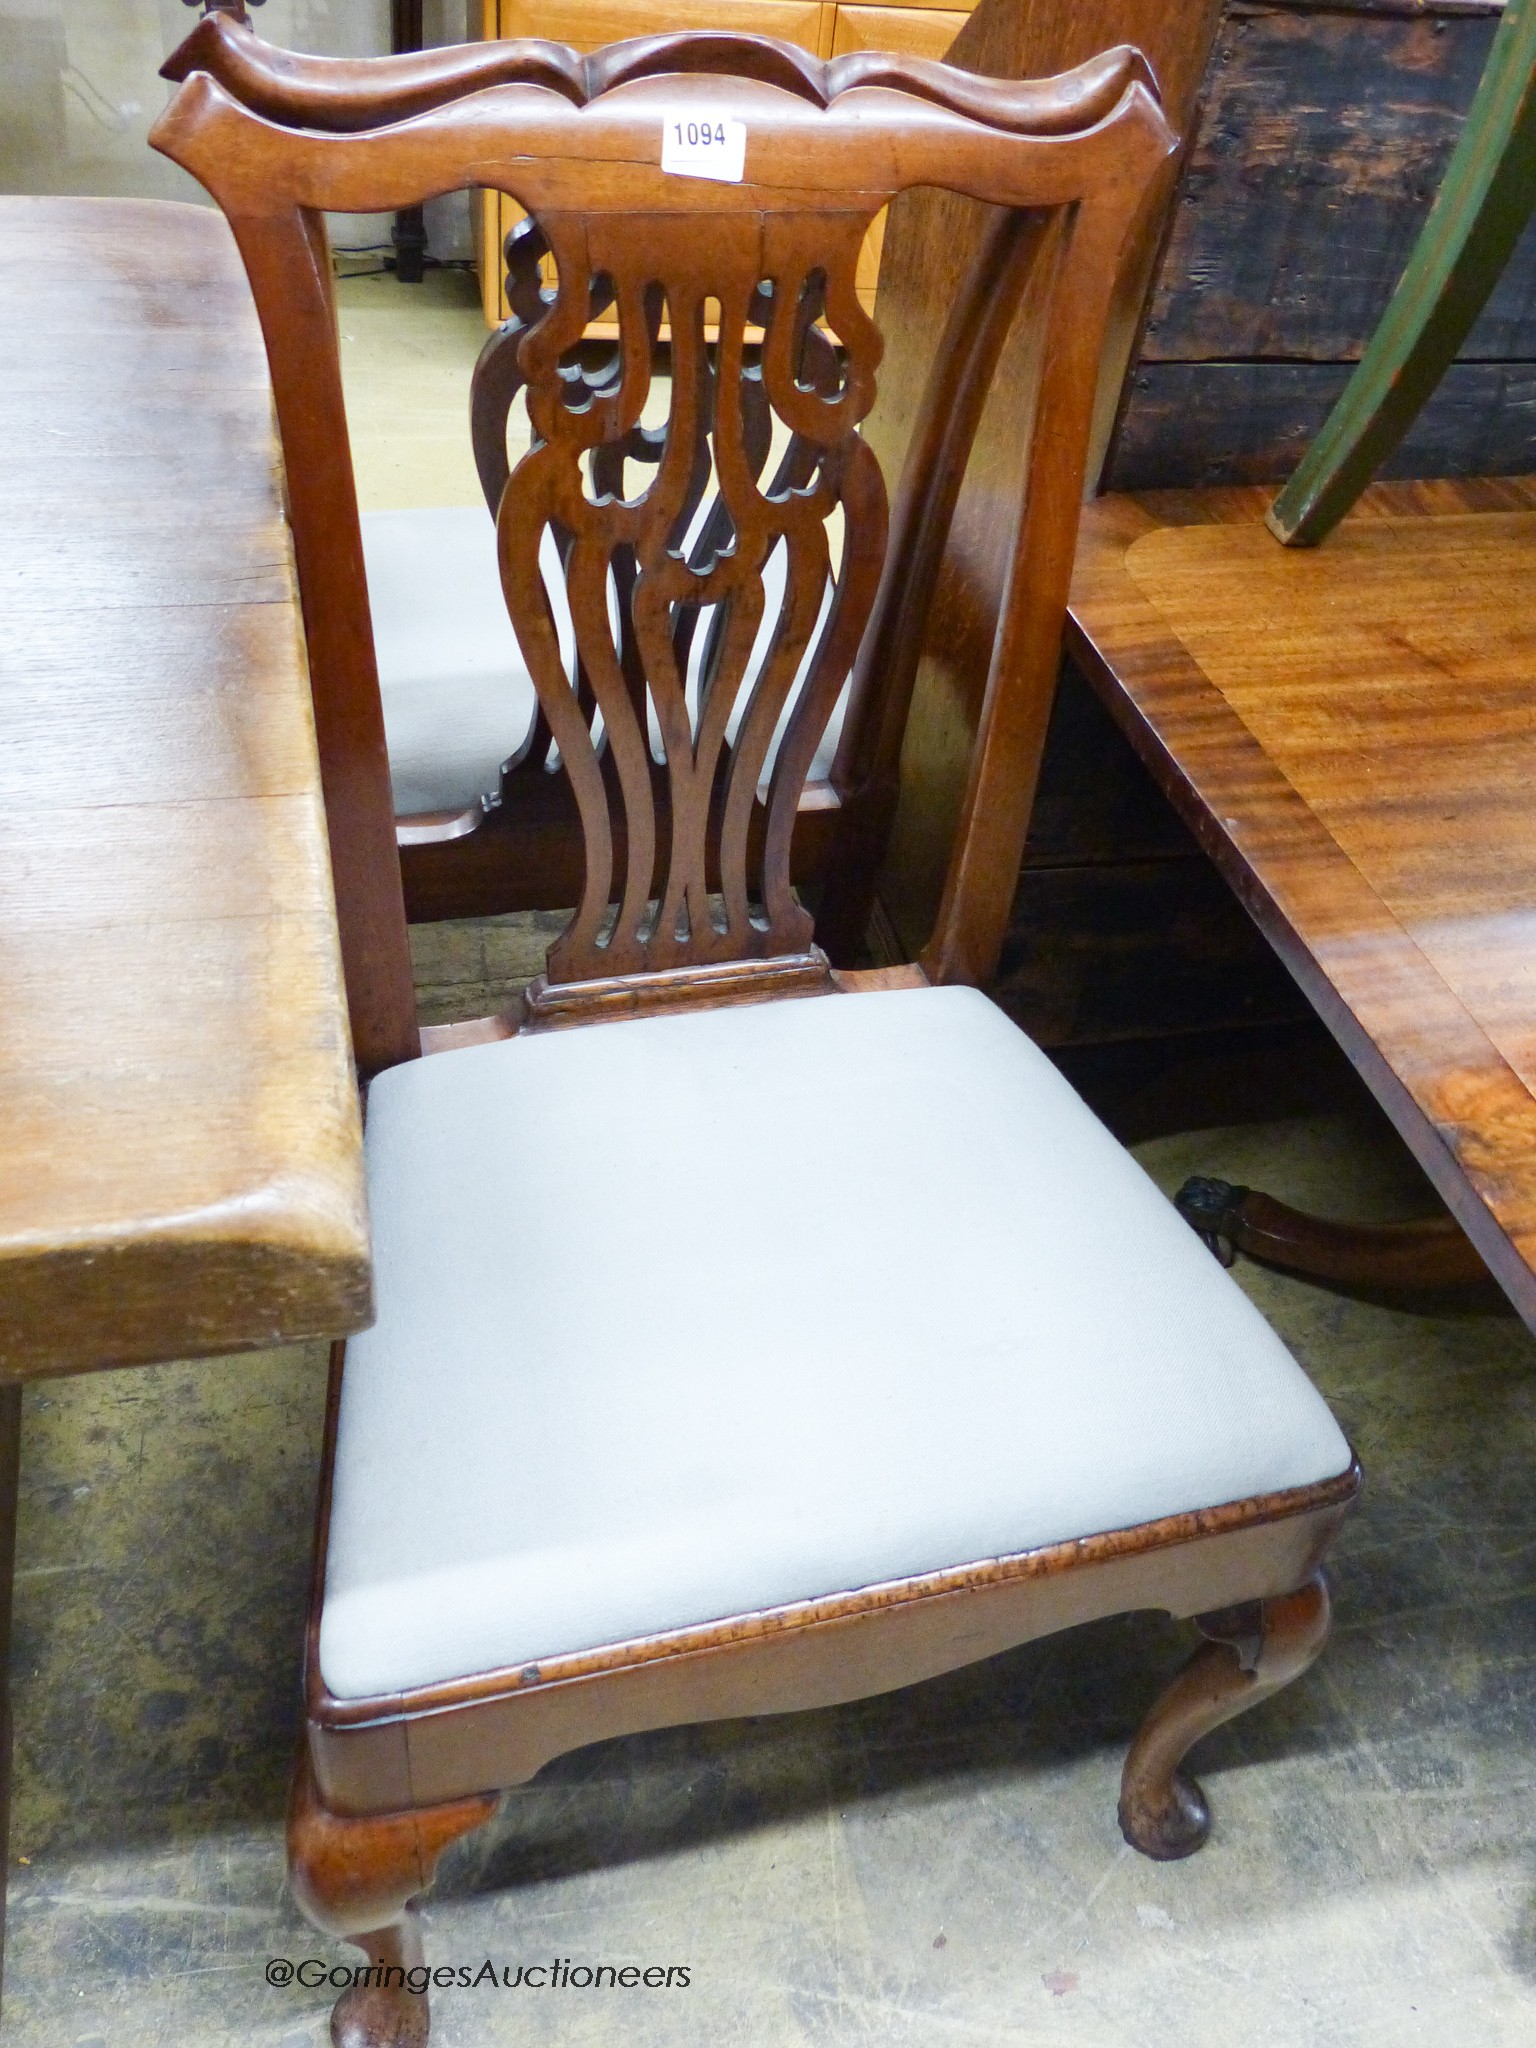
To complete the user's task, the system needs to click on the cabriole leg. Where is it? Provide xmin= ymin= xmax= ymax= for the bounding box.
xmin=1118 ymin=1572 xmax=1330 ymax=1860
xmin=287 ymin=1752 xmax=497 ymax=2048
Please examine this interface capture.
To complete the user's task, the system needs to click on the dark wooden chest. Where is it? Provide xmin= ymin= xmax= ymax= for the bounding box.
xmin=1108 ymin=0 xmax=1536 ymax=490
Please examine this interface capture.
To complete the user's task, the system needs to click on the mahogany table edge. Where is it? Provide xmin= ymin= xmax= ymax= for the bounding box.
xmin=1065 ymin=480 xmax=1536 ymax=1330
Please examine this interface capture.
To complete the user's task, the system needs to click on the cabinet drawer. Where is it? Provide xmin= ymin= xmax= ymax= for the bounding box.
xmin=831 ymin=5 xmax=967 ymax=59
xmin=501 ymin=0 xmax=824 ymax=50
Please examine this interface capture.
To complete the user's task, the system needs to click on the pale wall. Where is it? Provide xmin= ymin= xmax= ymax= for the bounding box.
xmin=0 ymin=2 xmax=474 ymax=253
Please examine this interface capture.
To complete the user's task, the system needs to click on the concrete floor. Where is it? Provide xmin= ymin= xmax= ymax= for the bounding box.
xmin=7 ymin=271 xmax=1536 ymax=2046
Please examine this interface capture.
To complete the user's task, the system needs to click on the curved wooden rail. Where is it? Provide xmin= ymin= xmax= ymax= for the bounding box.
xmin=163 ymin=10 xmax=1154 ymax=140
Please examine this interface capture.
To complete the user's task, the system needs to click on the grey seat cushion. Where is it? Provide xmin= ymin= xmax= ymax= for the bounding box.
xmin=320 ymin=987 xmax=1351 ymax=1700
xmin=363 ymin=505 xmax=844 ymax=817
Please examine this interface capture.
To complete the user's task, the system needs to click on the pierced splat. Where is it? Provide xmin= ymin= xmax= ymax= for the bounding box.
xmin=467 ymin=215 xmax=859 ymax=1000
xmin=487 ymin=209 xmax=884 ymax=990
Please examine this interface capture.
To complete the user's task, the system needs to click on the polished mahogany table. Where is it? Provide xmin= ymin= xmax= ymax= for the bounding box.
xmin=1067 ymin=475 xmax=1536 ymax=1327
xmin=0 ymin=194 xmax=371 ymax=1995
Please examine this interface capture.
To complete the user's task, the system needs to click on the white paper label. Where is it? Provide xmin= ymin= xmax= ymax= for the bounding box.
xmin=660 ymin=111 xmax=747 ymax=184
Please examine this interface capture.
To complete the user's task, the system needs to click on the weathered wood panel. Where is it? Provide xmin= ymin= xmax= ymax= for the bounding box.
xmin=0 ymin=198 xmax=371 ymax=1377
xmin=1110 ymin=0 xmax=1536 ymax=489
xmin=1113 ymin=358 xmax=1536 ymax=488
xmin=1141 ymin=4 xmax=1530 ymax=365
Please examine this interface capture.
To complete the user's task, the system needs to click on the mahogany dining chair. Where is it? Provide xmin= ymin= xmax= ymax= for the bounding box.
xmin=154 ymin=29 xmax=1359 ymax=2046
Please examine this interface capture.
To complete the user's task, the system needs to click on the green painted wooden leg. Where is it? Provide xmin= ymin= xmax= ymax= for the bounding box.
xmin=1268 ymin=0 xmax=1536 ymax=548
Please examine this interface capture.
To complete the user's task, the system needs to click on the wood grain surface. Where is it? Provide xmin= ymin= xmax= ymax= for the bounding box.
xmin=0 ymin=196 xmax=371 ymax=1379
xmin=873 ymin=0 xmax=1536 ymax=1074
xmin=1265 ymin=0 xmax=1536 ymax=544
xmin=1067 ymin=475 xmax=1536 ymax=1327
xmin=1139 ymin=6 xmax=1520 ymax=367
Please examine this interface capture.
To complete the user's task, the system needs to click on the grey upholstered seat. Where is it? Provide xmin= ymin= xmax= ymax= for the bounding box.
xmin=364 ymin=504 xmax=844 ymax=817
xmin=320 ymin=985 xmax=1351 ymax=1701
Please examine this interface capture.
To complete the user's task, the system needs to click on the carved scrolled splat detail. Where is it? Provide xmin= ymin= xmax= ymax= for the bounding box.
xmin=496 ymin=209 xmax=886 ymax=985
xmin=469 ymin=218 xmax=552 ymax=520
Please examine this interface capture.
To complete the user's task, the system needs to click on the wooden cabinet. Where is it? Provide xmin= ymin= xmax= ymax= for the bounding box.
xmin=505 ymin=0 xmax=825 ymax=45
xmin=475 ymin=0 xmax=974 ymax=325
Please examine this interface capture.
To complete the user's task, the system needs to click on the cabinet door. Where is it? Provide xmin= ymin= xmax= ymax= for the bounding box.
xmin=830 ymin=6 xmax=969 ymax=311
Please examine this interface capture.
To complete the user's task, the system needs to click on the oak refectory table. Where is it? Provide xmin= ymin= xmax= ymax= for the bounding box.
xmin=1067 ymin=476 xmax=1536 ymax=1323
xmin=0 ymin=194 xmax=371 ymax=1999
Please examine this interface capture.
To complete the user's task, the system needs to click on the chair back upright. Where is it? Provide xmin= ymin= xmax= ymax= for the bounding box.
xmin=152 ymin=26 xmax=1175 ymax=1074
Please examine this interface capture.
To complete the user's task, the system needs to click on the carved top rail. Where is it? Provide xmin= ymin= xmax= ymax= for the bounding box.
xmin=163 ymin=11 xmax=1155 ymax=138
xmin=152 ymin=30 xmax=1174 ymax=1068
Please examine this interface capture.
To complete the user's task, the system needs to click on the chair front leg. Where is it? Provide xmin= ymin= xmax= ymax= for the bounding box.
xmin=288 ymin=1753 xmax=498 ymax=2048
xmin=1118 ymin=1572 xmax=1330 ymax=1860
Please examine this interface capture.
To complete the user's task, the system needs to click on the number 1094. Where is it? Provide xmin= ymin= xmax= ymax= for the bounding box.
xmin=671 ymin=120 xmax=729 ymax=148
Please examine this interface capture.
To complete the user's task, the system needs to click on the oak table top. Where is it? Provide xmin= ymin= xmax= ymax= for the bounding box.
xmin=1067 ymin=475 xmax=1536 ymax=1328
xmin=0 ymin=195 xmax=371 ymax=1380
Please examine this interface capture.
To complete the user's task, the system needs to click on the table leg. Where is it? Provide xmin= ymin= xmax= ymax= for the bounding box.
xmin=0 ymin=1382 xmax=22 ymax=2015
xmin=1175 ymin=1178 xmax=1487 ymax=1290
